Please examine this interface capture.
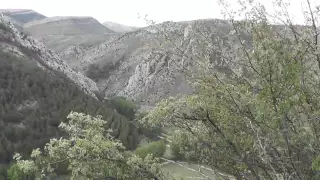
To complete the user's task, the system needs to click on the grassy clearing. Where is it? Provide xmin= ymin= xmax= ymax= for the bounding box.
xmin=161 ymin=162 xmax=217 ymax=180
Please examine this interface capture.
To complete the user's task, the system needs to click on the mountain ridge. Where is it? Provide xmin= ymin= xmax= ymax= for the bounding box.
xmin=0 ymin=9 xmax=46 ymax=24
xmin=103 ymin=21 xmax=140 ymax=33
xmin=0 ymin=14 xmax=99 ymax=98
xmin=59 ymin=19 xmax=236 ymax=110
xmin=24 ymin=16 xmax=114 ymax=35
xmin=0 ymin=14 xmax=142 ymax=172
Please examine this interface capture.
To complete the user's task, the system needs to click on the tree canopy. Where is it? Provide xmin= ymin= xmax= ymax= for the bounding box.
xmin=142 ymin=0 xmax=320 ymax=179
xmin=8 ymin=112 xmax=169 ymax=180
xmin=0 ymin=50 xmax=140 ymax=178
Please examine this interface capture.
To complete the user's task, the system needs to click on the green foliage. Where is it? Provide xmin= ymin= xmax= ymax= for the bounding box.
xmin=142 ymin=1 xmax=320 ymax=179
xmin=312 ymin=156 xmax=320 ymax=171
xmin=9 ymin=112 xmax=169 ymax=180
xmin=168 ymin=133 xmax=186 ymax=161
xmin=86 ymin=56 xmax=124 ymax=81
xmin=137 ymin=111 xmax=163 ymax=141
xmin=135 ymin=140 xmax=166 ymax=159
xmin=6 ymin=163 xmax=30 ymax=180
xmin=108 ymin=96 xmax=137 ymax=120
xmin=0 ymin=50 xmax=140 ymax=177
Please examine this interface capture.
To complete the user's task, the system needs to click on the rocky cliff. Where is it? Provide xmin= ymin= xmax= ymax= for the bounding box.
xmin=60 ymin=19 xmax=237 ymax=109
xmin=0 ymin=13 xmax=99 ymax=98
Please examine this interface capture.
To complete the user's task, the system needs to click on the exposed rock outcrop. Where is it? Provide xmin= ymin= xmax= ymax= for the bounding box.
xmin=59 ymin=19 xmax=236 ymax=109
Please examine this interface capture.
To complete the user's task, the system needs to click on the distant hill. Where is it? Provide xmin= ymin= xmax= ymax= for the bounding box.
xmin=24 ymin=16 xmax=114 ymax=36
xmin=22 ymin=16 xmax=116 ymax=51
xmin=103 ymin=21 xmax=140 ymax=33
xmin=0 ymin=9 xmax=46 ymax=24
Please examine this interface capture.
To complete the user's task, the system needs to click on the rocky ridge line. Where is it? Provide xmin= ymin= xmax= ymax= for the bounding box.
xmin=0 ymin=13 xmax=99 ymax=98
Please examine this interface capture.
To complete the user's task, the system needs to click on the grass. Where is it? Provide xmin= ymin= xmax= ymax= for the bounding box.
xmin=161 ymin=162 xmax=217 ymax=180
xmin=160 ymin=144 xmax=218 ymax=180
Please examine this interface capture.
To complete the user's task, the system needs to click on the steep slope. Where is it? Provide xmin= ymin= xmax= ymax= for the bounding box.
xmin=23 ymin=16 xmax=116 ymax=52
xmin=0 ymin=9 xmax=46 ymax=24
xmin=103 ymin=21 xmax=140 ymax=33
xmin=0 ymin=15 xmax=99 ymax=97
xmin=0 ymin=15 xmax=141 ymax=171
xmin=60 ymin=19 xmax=236 ymax=110
xmin=1 ymin=14 xmax=23 ymax=30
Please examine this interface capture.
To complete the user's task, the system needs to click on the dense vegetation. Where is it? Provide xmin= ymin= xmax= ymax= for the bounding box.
xmin=106 ymin=96 xmax=137 ymax=121
xmin=141 ymin=0 xmax=320 ymax=179
xmin=0 ymin=50 xmax=140 ymax=178
xmin=3 ymin=0 xmax=320 ymax=179
xmin=7 ymin=112 xmax=169 ymax=180
xmin=135 ymin=140 xmax=166 ymax=159
xmin=86 ymin=55 xmax=125 ymax=81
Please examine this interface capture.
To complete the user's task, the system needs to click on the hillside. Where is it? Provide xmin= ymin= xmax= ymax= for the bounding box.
xmin=0 ymin=16 xmax=99 ymax=97
xmin=1 ymin=2 xmax=320 ymax=179
xmin=59 ymin=19 xmax=237 ymax=110
xmin=103 ymin=21 xmax=140 ymax=33
xmin=0 ymin=9 xmax=46 ymax=24
xmin=0 ymin=16 xmax=141 ymax=175
xmin=23 ymin=16 xmax=116 ymax=52
xmin=24 ymin=16 xmax=114 ymax=35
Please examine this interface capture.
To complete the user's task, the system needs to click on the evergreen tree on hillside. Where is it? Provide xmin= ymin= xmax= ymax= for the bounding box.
xmin=0 ymin=50 xmax=140 ymax=173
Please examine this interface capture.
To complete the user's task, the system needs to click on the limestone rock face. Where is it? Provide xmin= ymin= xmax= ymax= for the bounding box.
xmin=0 ymin=14 xmax=99 ymax=98
xmin=59 ymin=20 xmax=234 ymax=109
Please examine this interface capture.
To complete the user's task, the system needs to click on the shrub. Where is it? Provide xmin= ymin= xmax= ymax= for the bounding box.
xmin=108 ymin=96 xmax=137 ymax=120
xmin=6 ymin=163 xmax=31 ymax=180
xmin=10 ymin=112 xmax=167 ymax=179
xmin=170 ymin=143 xmax=184 ymax=161
xmin=135 ymin=140 xmax=166 ymax=159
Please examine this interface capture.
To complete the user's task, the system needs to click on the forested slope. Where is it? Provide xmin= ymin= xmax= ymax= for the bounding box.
xmin=0 ymin=50 xmax=139 ymax=168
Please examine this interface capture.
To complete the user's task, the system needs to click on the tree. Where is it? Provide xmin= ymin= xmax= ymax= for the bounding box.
xmin=141 ymin=0 xmax=320 ymax=179
xmin=135 ymin=140 xmax=166 ymax=159
xmin=108 ymin=96 xmax=138 ymax=121
xmin=0 ymin=49 xmax=141 ymax=171
xmin=9 ymin=112 xmax=169 ymax=180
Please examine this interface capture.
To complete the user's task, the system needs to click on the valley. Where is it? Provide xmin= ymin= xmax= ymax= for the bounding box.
xmin=1 ymin=1 xmax=320 ymax=179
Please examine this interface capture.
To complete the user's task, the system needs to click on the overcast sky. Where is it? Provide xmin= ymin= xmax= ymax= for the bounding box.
xmin=1 ymin=0 xmax=319 ymax=27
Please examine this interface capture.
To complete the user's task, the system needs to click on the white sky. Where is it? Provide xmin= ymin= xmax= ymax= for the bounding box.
xmin=1 ymin=0 xmax=319 ymax=27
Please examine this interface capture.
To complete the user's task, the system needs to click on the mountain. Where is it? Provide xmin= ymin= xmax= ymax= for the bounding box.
xmin=103 ymin=21 xmax=140 ymax=33
xmin=59 ymin=19 xmax=236 ymax=110
xmin=23 ymin=16 xmax=116 ymax=52
xmin=0 ymin=10 xmax=116 ymax=52
xmin=0 ymin=15 xmax=141 ymax=171
xmin=0 ymin=9 xmax=46 ymax=24
xmin=1 ymin=14 xmax=24 ymax=31
xmin=0 ymin=16 xmax=99 ymax=97
xmin=24 ymin=16 xmax=114 ymax=35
